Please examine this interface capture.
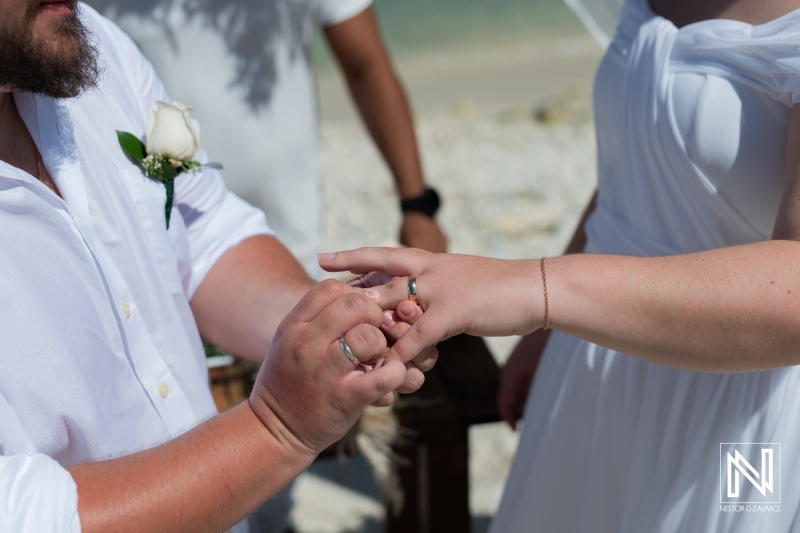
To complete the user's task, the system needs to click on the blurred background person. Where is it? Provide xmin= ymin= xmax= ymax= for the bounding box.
xmin=89 ymin=0 xmax=446 ymax=280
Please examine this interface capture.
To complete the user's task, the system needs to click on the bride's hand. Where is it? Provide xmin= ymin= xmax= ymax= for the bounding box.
xmin=319 ymin=247 xmax=545 ymax=365
xmin=348 ymin=272 xmax=438 ymax=394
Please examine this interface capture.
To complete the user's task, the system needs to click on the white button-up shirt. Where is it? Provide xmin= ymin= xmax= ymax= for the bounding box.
xmin=0 ymin=6 xmax=270 ymax=531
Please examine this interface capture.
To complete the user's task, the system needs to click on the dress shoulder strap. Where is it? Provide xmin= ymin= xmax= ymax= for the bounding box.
xmin=563 ymin=0 xmax=631 ymax=47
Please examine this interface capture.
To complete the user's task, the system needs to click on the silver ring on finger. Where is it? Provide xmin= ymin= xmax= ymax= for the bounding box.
xmin=408 ymin=276 xmax=418 ymax=304
xmin=340 ymin=338 xmax=359 ymax=365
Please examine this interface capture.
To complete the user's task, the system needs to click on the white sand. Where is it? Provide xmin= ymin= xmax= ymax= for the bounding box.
xmin=291 ymin=36 xmax=600 ymax=533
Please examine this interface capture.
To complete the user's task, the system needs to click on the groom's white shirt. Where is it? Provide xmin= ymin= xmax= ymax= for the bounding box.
xmin=0 ymin=6 xmax=270 ymax=531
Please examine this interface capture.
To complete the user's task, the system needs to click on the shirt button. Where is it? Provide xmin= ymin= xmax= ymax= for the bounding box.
xmin=158 ymin=383 xmax=169 ymax=398
xmin=122 ymin=303 xmax=131 ymax=318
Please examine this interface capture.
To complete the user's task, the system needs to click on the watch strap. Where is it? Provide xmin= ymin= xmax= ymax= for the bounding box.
xmin=400 ymin=187 xmax=441 ymax=217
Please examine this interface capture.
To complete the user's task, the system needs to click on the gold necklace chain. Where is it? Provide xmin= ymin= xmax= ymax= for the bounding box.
xmin=34 ymin=145 xmax=42 ymax=181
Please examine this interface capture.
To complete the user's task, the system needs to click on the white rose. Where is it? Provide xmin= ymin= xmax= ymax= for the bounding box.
xmin=145 ymin=101 xmax=201 ymax=162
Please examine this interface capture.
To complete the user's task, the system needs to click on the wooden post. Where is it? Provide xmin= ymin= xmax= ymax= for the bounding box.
xmin=385 ymin=334 xmax=500 ymax=533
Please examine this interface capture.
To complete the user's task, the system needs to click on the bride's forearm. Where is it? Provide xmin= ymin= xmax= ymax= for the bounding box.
xmin=546 ymin=240 xmax=800 ymax=372
xmin=319 ymin=240 xmax=800 ymax=373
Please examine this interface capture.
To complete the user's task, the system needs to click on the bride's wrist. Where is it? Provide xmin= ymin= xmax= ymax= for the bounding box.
xmin=529 ymin=255 xmax=570 ymax=334
xmin=497 ymin=258 xmax=549 ymax=335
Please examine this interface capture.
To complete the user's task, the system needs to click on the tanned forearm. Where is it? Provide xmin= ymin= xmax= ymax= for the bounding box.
xmin=547 ymin=240 xmax=800 ymax=372
xmin=191 ymin=235 xmax=315 ymax=361
xmin=70 ymin=401 xmax=314 ymax=533
xmin=325 ymin=8 xmax=426 ymax=200
xmin=323 ymin=239 xmax=800 ymax=374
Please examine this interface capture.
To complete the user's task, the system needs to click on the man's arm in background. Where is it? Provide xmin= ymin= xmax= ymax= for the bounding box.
xmin=324 ymin=7 xmax=448 ymax=253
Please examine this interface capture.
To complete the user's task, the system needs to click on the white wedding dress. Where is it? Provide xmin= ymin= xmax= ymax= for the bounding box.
xmin=491 ymin=1 xmax=800 ymax=531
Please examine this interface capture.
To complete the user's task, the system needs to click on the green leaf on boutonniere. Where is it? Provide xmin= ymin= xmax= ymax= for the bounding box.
xmin=116 ymin=130 xmax=146 ymax=163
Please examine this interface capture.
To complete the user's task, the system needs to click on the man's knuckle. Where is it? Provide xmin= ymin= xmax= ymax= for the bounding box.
xmin=318 ymin=278 xmax=345 ymax=300
xmin=415 ymin=347 xmax=438 ymax=372
xmin=405 ymin=371 xmax=425 ymax=391
xmin=373 ymin=372 xmax=392 ymax=395
xmin=343 ymin=293 xmax=370 ymax=315
xmin=367 ymin=325 xmax=384 ymax=346
xmin=352 ymin=324 xmax=375 ymax=347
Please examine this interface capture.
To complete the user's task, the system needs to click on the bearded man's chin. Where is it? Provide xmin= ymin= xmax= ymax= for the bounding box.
xmin=0 ymin=3 xmax=100 ymax=99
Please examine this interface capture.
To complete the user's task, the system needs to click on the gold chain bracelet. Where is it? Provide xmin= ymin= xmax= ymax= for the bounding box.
xmin=540 ymin=257 xmax=550 ymax=330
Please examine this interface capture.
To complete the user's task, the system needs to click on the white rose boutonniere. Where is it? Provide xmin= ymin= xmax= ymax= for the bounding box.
xmin=146 ymin=101 xmax=201 ymax=162
xmin=117 ymin=101 xmax=222 ymax=228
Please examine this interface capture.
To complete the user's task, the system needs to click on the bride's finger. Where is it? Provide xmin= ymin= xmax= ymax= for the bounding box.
xmin=380 ymin=305 xmax=422 ymax=340
xmin=319 ymin=247 xmax=431 ymax=276
xmin=365 ymin=276 xmax=429 ymax=312
xmin=346 ymin=271 xmax=393 ymax=289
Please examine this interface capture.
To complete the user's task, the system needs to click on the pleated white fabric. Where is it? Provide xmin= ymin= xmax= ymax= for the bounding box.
xmin=491 ymin=1 xmax=800 ymax=531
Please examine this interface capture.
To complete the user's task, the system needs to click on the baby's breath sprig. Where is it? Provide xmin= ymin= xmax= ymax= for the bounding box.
xmin=117 ymin=130 xmax=223 ymax=228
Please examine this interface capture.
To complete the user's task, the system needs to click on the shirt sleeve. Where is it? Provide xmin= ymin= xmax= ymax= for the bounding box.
xmin=90 ymin=8 xmax=274 ymax=299
xmin=0 ymin=454 xmax=81 ymax=532
xmin=314 ymin=0 xmax=372 ymax=27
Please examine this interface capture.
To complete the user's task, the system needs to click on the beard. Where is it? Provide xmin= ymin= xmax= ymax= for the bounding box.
xmin=0 ymin=1 xmax=100 ymax=99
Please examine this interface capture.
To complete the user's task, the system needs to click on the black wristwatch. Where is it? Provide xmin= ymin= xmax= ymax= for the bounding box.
xmin=400 ymin=187 xmax=441 ymax=218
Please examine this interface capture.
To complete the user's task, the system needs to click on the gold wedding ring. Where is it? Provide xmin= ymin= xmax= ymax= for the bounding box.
xmin=407 ymin=276 xmax=418 ymax=304
xmin=340 ymin=338 xmax=359 ymax=365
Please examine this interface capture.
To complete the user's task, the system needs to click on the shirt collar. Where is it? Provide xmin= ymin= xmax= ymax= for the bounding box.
xmin=14 ymin=92 xmax=93 ymax=226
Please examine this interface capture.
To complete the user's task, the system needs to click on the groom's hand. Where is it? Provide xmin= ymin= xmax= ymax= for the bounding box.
xmin=248 ymin=279 xmax=408 ymax=456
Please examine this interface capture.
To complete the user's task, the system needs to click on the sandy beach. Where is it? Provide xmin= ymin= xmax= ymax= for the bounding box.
xmin=291 ymin=33 xmax=602 ymax=533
